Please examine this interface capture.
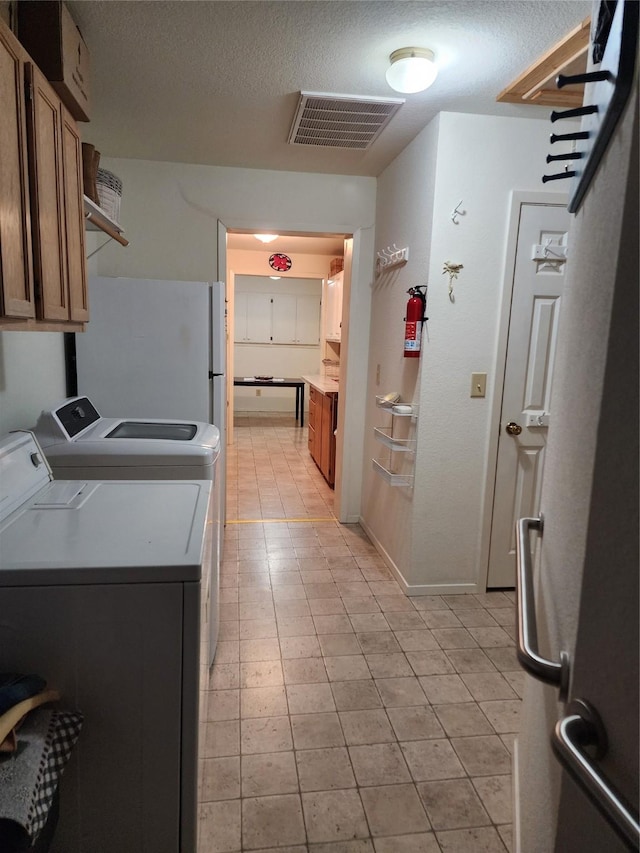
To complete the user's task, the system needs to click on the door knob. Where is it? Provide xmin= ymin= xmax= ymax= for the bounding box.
xmin=505 ymin=421 xmax=523 ymax=436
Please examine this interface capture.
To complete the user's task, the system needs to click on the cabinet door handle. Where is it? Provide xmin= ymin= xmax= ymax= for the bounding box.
xmin=552 ymin=699 xmax=640 ymax=850
xmin=515 ymin=516 xmax=570 ymax=699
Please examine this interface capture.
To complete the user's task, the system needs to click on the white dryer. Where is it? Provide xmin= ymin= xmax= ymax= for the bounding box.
xmin=0 ymin=431 xmax=212 ymax=852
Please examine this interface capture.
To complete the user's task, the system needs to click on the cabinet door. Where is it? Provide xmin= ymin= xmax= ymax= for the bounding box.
xmin=333 ymin=271 xmax=343 ymax=340
xmin=272 ymin=293 xmax=296 ymax=343
xmin=234 ymin=291 xmax=248 ymax=341
xmin=325 ymin=272 xmax=343 ymax=340
xmin=26 ymin=62 xmax=68 ymax=321
xmin=0 ymin=24 xmax=34 ymax=318
xmin=245 ymin=293 xmax=272 ymax=343
xmin=295 ymin=294 xmax=321 ymax=344
xmin=61 ymin=105 xmax=88 ymax=321
xmin=308 ymin=388 xmax=318 ymax=463
xmin=320 ymin=392 xmax=336 ymax=485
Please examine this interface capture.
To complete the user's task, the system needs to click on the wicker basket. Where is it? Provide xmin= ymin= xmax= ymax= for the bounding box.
xmin=329 ymin=257 xmax=344 ymax=277
xmin=96 ymin=169 xmax=123 ymax=223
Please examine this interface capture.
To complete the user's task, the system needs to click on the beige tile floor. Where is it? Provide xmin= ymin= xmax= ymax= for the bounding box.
xmin=199 ymin=413 xmax=521 ymax=852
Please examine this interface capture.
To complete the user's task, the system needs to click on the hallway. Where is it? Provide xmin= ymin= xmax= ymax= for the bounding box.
xmin=200 ymin=413 xmax=522 ymax=852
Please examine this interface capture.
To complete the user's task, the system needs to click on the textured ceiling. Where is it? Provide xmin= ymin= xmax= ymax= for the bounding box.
xmin=68 ymin=0 xmax=591 ymax=177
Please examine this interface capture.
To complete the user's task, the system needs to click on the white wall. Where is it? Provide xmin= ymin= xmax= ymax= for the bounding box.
xmin=233 ymin=275 xmax=322 ymax=412
xmin=0 ymin=332 xmax=67 ymax=434
xmin=362 ymin=112 xmax=566 ymax=593
xmin=517 ymin=83 xmax=638 ymax=853
xmin=94 ymin=158 xmax=374 ymax=282
xmin=0 ymin=234 xmax=101 ymax=436
xmin=359 ymin=115 xmax=440 ymax=576
xmin=93 ymin=158 xmax=376 ymax=522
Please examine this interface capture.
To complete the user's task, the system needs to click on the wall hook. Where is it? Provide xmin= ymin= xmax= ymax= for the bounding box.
xmin=442 ymin=261 xmax=464 ymax=301
xmin=451 ymin=200 xmax=466 ymax=225
xmin=375 ymin=244 xmax=410 ymax=275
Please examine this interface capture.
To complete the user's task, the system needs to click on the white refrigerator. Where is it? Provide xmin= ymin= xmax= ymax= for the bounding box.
xmin=74 ymin=276 xmax=227 ymax=520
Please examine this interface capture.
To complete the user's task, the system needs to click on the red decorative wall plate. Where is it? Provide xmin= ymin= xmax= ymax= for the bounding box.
xmin=269 ymin=253 xmax=292 ymax=272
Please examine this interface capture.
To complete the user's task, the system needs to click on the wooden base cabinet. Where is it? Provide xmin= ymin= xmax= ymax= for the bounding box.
xmin=308 ymin=385 xmax=337 ymax=487
xmin=0 ymin=18 xmax=87 ymax=331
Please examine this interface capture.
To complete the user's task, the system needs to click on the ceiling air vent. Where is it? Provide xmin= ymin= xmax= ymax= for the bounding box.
xmin=288 ymin=91 xmax=405 ymax=150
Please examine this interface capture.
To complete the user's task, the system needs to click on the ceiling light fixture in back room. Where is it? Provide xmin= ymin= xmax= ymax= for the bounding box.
xmin=254 ymin=234 xmax=278 ymax=243
xmin=386 ymin=47 xmax=438 ymax=94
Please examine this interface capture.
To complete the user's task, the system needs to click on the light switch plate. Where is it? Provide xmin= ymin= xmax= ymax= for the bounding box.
xmin=471 ymin=372 xmax=487 ymax=398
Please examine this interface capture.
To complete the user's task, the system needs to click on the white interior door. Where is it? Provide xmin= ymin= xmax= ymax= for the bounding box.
xmin=487 ymin=202 xmax=570 ymax=587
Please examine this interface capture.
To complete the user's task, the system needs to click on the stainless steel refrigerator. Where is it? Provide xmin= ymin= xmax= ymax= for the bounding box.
xmin=75 ymin=276 xmax=227 ymax=522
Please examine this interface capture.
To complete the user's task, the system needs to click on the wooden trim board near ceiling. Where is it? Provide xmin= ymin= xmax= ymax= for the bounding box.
xmin=497 ymin=17 xmax=591 ymax=108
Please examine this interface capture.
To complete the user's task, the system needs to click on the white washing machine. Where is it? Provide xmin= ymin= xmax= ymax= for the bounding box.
xmin=0 ymin=431 xmax=212 ymax=852
xmin=33 ymin=395 xmax=220 ymax=480
xmin=33 ymin=395 xmax=222 ymax=664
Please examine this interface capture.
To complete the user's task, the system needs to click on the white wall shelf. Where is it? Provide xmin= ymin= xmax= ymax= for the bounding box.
xmin=372 ymin=459 xmax=413 ymax=487
xmin=373 ymin=427 xmax=415 ymax=451
xmin=372 ymin=400 xmax=417 ymax=487
xmin=84 ymin=196 xmax=128 ymax=246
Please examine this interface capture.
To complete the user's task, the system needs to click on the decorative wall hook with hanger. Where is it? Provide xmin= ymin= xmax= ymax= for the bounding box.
xmin=442 ymin=261 xmax=464 ymax=301
xmin=450 ymin=200 xmax=466 ymax=225
xmin=376 ymin=244 xmax=409 ymax=275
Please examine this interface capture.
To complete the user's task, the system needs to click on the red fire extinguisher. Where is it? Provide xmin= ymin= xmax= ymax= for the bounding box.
xmin=404 ymin=286 xmax=427 ymax=358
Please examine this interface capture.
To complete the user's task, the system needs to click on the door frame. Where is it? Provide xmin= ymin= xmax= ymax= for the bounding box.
xmin=477 ymin=190 xmax=569 ymax=591
xmin=221 ymin=220 xmax=372 ymax=524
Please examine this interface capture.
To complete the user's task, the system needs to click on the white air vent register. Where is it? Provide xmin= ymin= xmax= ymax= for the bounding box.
xmin=288 ymin=91 xmax=405 ymax=150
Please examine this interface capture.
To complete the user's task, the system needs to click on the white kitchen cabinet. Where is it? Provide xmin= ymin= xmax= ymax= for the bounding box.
xmin=234 ymin=291 xmax=271 ymax=343
xmin=324 ymin=271 xmax=343 ymax=341
xmin=293 ymin=294 xmax=321 ymax=344
xmin=236 ymin=292 xmax=320 ymax=345
xmin=271 ymin=293 xmax=296 ymax=343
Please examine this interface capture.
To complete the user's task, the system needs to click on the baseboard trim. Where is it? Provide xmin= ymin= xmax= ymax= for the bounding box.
xmin=359 ymin=518 xmax=479 ymax=596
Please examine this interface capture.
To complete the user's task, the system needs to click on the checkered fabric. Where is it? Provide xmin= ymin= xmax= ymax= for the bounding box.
xmin=0 ymin=708 xmax=83 ymax=845
xmin=28 ymin=710 xmax=83 ymax=842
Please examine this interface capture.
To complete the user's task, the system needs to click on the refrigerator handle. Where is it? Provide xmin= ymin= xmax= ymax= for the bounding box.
xmin=515 ymin=515 xmax=571 ymax=701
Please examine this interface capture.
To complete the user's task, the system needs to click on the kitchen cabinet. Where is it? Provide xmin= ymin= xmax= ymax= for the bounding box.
xmin=235 ymin=291 xmax=320 ymax=345
xmin=272 ymin=294 xmax=320 ymax=344
xmin=308 ymin=384 xmax=337 ymax=486
xmin=234 ymin=291 xmax=272 ymax=343
xmin=0 ymin=18 xmax=87 ymax=331
xmin=324 ymin=270 xmax=343 ymax=341
xmin=294 ymin=294 xmax=321 ymax=344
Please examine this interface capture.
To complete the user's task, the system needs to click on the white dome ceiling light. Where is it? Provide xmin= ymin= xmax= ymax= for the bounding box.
xmin=254 ymin=234 xmax=279 ymax=243
xmin=386 ymin=47 xmax=437 ymax=94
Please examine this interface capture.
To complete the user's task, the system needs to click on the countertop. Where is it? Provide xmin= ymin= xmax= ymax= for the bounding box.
xmin=301 ymin=374 xmax=339 ymax=394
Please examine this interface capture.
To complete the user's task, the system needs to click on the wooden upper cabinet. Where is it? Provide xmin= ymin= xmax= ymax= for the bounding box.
xmin=26 ymin=63 xmax=87 ymax=322
xmin=0 ymin=16 xmax=88 ymax=330
xmin=0 ymin=24 xmax=34 ymax=318
xmin=26 ymin=62 xmax=68 ymax=321
xmin=61 ymin=105 xmax=88 ymax=321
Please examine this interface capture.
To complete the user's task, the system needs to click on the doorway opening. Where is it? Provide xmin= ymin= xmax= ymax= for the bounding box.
xmin=224 ymin=229 xmax=351 ymax=515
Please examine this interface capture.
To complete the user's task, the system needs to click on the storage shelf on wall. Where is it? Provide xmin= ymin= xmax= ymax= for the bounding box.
xmin=373 ymin=427 xmax=415 ymax=451
xmin=83 ymin=196 xmax=129 ymax=246
xmin=372 ymin=400 xmax=417 ymax=488
xmin=372 ymin=459 xmax=414 ymax=487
